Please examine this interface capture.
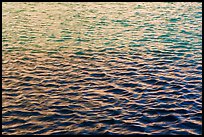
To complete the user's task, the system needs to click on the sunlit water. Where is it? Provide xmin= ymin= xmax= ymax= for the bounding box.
xmin=2 ymin=2 xmax=202 ymax=135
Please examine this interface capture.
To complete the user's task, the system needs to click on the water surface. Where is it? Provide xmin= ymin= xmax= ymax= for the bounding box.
xmin=2 ymin=2 xmax=202 ymax=135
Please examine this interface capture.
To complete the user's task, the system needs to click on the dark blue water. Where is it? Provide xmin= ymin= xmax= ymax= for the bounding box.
xmin=2 ymin=2 xmax=202 ymax=135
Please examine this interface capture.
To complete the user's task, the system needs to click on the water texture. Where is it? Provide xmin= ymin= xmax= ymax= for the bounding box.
xmin=2 ymin=2 xmax=202 ymax=135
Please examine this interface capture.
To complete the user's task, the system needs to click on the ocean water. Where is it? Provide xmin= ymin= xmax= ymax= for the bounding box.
xmin=2 ymin=2 xmax=202 ymax=135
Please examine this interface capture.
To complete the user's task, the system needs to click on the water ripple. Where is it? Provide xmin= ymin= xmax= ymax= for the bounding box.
xmin=2 ymin=2 xmax=202 ymax=135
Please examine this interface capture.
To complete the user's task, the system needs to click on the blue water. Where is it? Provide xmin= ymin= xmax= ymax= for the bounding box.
xmin=2 ymin=2 xmax=202 ymax=135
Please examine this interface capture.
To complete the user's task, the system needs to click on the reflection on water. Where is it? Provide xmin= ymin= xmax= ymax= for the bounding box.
xmin=2 ymin=2 xmax=202 ymax=135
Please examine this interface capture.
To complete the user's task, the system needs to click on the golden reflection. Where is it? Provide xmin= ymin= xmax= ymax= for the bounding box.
xmin=2 ymin=2 xmax=202 ymax=135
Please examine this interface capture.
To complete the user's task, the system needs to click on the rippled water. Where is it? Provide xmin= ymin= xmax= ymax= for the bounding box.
xmin=2 ymin=2 xmax=202 ymax=135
